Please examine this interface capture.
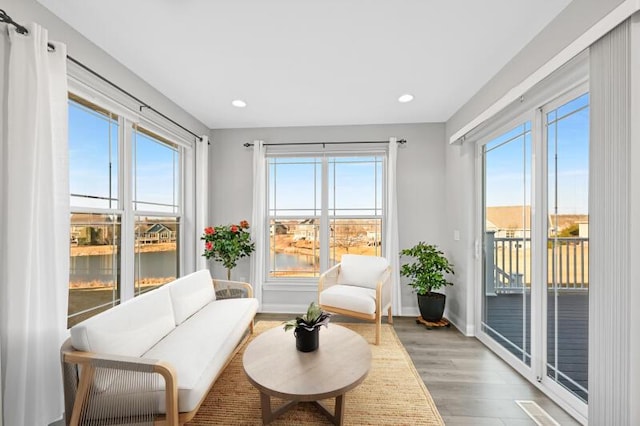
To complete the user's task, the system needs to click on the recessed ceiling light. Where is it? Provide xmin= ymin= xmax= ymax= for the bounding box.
xmin=232 ymin=99 xmax=247 ymax=108
xmin=398 ymin=94 xmax=414 ymax=103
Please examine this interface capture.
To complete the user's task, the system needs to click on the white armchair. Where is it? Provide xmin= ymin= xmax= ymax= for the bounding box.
xmin=318 ymin=254 xmax=393 ymax=345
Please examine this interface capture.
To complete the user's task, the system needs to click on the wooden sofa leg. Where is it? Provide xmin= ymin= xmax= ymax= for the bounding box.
xmin=387 ymin=307 xmax=393 ymax=324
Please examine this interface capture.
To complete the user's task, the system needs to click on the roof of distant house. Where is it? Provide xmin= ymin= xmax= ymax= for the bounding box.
xmin=486 ymin=206 xmax=587 ymax=231
xmin=486 ymin=206 xmax=532 ymax=231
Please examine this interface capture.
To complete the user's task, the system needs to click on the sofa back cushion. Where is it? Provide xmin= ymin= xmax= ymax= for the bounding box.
xmin=337 ymin=254 xmax=389 ymax=289
xmin=70 ymin=286 xmax=176 ymax=357
xmin=166 ymin=269 xmax=216 ymax=325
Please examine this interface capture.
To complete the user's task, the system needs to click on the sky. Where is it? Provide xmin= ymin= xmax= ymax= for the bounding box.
xmin=70 ymin=92 xmax=589 ymax=218
xmin=69 ymin=100 xmax=179 ymax=213
xmin=268 ymin=156 xmax=383 ymax=217
xmin=484 ymin=92 xmax=589 ymax=215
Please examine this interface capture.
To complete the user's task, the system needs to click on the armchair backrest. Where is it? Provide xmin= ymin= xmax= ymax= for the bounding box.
xmin=337 ymin=254 xmax=390 ymax=289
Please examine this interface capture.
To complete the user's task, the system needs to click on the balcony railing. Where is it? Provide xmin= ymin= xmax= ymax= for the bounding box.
xmin=485 ymin=232 xmax=589 ymax=294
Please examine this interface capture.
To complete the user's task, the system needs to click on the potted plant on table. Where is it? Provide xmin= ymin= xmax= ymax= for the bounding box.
xmin=400 ymin=242 xmax=454 ymax=322
xmin=283 ymin=302 xmax=332 ymax=352
xmin=202 ymin=220 xmax=255 ymax=280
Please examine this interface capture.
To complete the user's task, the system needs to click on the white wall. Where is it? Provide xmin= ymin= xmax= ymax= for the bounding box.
xmin=446 ymin=0 xmax=625 ymax=141
xmin=0 ymin=15 xmax=6 ymax=426
xmin=2 ymin=0 xmax=209 ymax=138
xmin=443 ymin=0 xmax=627 ymax=336
xmin=209 ymin=123 xmax=446 ymax=315
xmin=1 ymin=0 xmax=210 ymax=271
xmin=0 ymin=2 xmax=208 ymax=423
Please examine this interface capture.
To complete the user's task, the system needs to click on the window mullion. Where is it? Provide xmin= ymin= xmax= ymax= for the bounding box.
xmin=120 ymin=118 xmax=135 ymax=302
xmin=320 ymin=156 xmax=329 ymax=272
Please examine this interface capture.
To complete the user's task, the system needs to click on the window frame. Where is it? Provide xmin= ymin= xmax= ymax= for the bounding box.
xmin=264 ymin=150 xmax=387 ymax=286
xmin=67 ymin=89 xmax=191 ymax=323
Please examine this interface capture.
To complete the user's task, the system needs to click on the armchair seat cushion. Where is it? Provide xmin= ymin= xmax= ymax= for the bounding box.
xmin=320 ymin=284 xmax=377 ymax=315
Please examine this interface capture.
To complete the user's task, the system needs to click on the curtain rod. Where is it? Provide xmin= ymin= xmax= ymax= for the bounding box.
xmin=0 ymin=9 xmax=204 ymax=143
xmin=243 ymin=139 xmax=407 ymax=148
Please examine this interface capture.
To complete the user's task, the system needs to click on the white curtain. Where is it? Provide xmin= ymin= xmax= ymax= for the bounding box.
xmin=195 ymin=135 xmax=209 ymax=271
xmin=0 ymin=24 xmax=69 ymax=425
xmin=250 ymin=140 xmax=266 ymax=308
xmin=385 ymin=138 xmax=402 ymax=315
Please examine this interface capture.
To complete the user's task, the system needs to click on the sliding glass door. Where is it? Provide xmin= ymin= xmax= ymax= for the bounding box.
xmin=482 ymin=122 xmax=532 ymax=366
xmin=544 ymin=92 xmax=590 ymax=403
xmin=479 ymin=87 xmax=590 ymax=417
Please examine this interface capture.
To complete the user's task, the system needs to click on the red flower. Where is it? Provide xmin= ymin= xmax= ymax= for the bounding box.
xmin=230 ymin=225 xmax=239 ymax=233
xmin=205 ymin=241 xmax=213 ymax=250
xmin=240 ymin=220 xmax=250 ymax=229
xmin=204 ymin=227 xmax=215 ymax=235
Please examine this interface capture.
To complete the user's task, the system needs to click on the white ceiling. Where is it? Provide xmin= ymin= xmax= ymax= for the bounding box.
xmin=37 ymin=0 xmax=571 ymax=129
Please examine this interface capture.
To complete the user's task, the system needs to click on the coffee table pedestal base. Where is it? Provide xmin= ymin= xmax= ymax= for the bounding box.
xmin=259 ymin=392 xmax=345 ymax=425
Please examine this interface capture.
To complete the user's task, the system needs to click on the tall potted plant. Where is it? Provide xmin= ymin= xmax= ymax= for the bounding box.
xmin=202 ymin=220 xmax=255 ymax=280
xmin=400 ymin=242 xmax=454 ymax=322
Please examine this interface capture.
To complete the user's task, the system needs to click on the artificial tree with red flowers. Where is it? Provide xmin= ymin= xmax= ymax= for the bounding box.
xmin=201 ymin=220 xmax=255 ymax=280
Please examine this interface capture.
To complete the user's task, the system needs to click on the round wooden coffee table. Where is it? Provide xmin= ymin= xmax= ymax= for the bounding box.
xmin=243 ymin=324 xmax=371 ymax=425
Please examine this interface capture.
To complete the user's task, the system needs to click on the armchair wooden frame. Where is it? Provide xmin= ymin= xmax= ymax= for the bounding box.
xmin=318 ymin=263 xmax=393 ymax=345
xmin=61 ymin=279 xmax=254 ymax=426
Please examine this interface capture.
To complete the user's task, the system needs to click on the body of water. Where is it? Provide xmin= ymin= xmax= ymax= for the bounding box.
xmin=70 ymin=250 xmax=323 ymax=283
xmin=70 ymin=250 xmax=177 ymax=283
xmin=273 ymin=252 xmax=316 ymax=269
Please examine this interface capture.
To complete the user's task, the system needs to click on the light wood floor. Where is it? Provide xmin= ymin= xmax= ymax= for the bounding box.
xmin=257 ymin=313 xmax=581 ymax=426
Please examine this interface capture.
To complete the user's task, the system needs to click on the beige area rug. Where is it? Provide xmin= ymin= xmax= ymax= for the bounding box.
xmin=187 ymin=321 xmax=444 ymax=425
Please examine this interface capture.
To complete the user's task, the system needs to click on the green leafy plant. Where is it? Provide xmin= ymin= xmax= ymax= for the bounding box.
xmin=399 ymin=242 xmax=454 ymax=295
xmin=283 ymin=302 xmax=332 ymax=332
xmin=202 ymin=220 xmax=255 ymax=280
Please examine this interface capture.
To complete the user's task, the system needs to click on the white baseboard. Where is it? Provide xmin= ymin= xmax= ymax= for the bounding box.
xmin=263 ymin=304 xmax=431 ymax=318
xmin=445 ymin=311 xmax=475 ymax=336
xmin=402 ymin=306 xmax=420 ymax=317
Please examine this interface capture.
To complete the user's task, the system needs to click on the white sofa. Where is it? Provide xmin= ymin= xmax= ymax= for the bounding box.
xmin=61 ymin=269 xmax=258 ymax=425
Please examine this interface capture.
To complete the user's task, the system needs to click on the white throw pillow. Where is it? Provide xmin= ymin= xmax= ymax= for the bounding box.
xmin=70 ymin=286 xmax=175 ymax=357
xmin=167 ymin=269 xmax=216 ymax=325
xmin=337 ymin=255 xmax=389 ymax=289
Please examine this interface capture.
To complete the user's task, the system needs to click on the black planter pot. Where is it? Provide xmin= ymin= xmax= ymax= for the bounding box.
xmin=417 ymin=292 xmax=446 ymax=322
xmin=294 ymin=326 xmax=319 ymax=352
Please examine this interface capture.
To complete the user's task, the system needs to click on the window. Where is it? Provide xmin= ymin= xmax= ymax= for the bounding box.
xmin=268 ymin=154 xmax=384 ymax=279
xmin=68 ymin=95 xmax=185 ymax=327
xmin=133 ymin=127 xmax=181 ymax=295
xmin=68 ymin=97 xmax=121 ymax=327
xmin=133 ymin=127 xmax=180 ymax=213
xmin=69 ymin=96 xmax=119 ymax=209
xmin=328 ymin=157 xmax=383 ymax=264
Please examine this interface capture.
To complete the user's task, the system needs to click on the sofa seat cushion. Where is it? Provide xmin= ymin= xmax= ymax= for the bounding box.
xmin=320 ymin=284 xmax=377 ymax=315
xmin=70 ymin=286 xmax=175 ymax=357
xmin=166 ymin=269 xmax=216 ymax=325
xmin=144 ymin=297 xmax=259 ymax=413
